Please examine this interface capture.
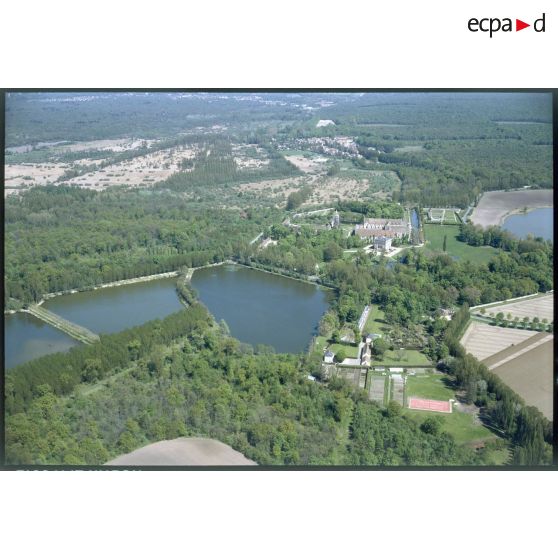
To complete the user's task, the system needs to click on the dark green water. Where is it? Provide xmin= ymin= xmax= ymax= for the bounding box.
xmin=5 ymin=312 xmax=80 ymax=369
xmin=42 ymin=277 xmax=184 ymax=334
xmin=191 ymin=265 xmax=331 ymax=353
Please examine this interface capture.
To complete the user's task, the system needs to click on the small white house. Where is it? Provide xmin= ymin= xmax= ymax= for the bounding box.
xmin=324 ymin=350 xmax=335 ymax=364
xmin=374 ymin=236 xmax=393 ymax=253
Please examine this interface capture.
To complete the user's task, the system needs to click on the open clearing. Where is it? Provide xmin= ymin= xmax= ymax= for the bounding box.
xmin=423 ymin=224 xmax=500 ymax=264
xmin=235 ymin=175 xmax=312 ymax=200
xmin=491 ymin=338 xmax=553 ymax=420
xmin=308 ymin=177 xmax=372 ymax=205
xmin=52 ymin=138 xmax=157 ymax=153
xmin=474 ymin=293 xmax=553 ymax=323
xmin=460 ymin=321 xmax=537 ymax=361
xmin=106 ymin=437 xmax=256 ymax=466
xmin=65 ymin=146 xmax=197 ymax=190
xmin=5 ymin=162 xmax=71 ymax=189
xmin=470 ymin=189 xmax=553 ymax=228
xmin=284 ymin=155 xmax=327 ymax=173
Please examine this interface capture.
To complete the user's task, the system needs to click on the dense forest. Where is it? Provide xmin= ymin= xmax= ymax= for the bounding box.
xmin=4 ymin=186 xmax=272 ymax=305
xmin=6 ymin=304 xmax=477 ymax=466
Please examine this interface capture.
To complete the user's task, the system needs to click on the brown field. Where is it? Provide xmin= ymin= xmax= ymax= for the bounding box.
xmin=475 ymin=294 xmax=553 ymax=323
xmin=470 ymin=189 xmax=553 ymax=228
xmin=491 ymin=338 xmax=553 ymax=420
xmin=106 ymin=437 xmax=256 ymax=466
xmin=460 ymin=322 xmax=537 ymax=361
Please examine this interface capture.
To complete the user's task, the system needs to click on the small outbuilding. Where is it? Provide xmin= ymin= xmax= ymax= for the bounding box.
xmin=324 ymin=350 xmax=335 ymax=364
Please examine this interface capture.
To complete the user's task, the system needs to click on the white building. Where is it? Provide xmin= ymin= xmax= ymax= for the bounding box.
xmin=374 ymin=236 xmax=393 ymax=253
xmin=324 ymin=350 xmax=335 ymax=364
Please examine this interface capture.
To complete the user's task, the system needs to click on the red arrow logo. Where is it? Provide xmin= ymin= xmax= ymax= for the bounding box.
xmin=516 ymin=19 xmax=530 ymax=31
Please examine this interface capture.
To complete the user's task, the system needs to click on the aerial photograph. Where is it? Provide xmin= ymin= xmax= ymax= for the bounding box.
xmin=3 ymin=91 xmax=554 ymax=467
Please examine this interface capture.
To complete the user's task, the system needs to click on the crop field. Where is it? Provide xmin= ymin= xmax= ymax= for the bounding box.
xmin=475 ymin=293 xmax=553 ymax=323
xmin=460 ymin=321 xmax=537 ymax=361
xmin=423 ymin=224 xmax=501 ymax=264
xmin=470 ymin=189 xmax=553 ymax=228
xmin=491 ymin=338 xmax=553 ymax=420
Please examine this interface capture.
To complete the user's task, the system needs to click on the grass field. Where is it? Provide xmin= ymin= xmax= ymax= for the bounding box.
xmin=363 ymin=305 xmax=388 ymax=335
xmin=404 ymin=408 xmax=498 ymax=445
xmin=423 ymin=224 xmax=500 ymax=264
xmin=403 ymin=372 xmax=503 ymax=449
xmin=374 ymin=349 xmax=430 ymax=366
xmin=405 ymin=374 xmax=454 ymax=400
xmin=329 ymin=342 xmax=360 ymax=358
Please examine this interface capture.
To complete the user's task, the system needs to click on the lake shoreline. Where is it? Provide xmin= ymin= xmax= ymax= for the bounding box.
xmin=498 ymin=203 xmax=554 ymax=227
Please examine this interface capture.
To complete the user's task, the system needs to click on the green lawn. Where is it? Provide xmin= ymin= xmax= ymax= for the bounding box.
xmin=313 ymin=335 xmax=328 ymax=355
xmin=406 ymin=374 xmax=455 ymax=400
xmin=374 ymin=349 xmax=431 ymax=366
xmin=329 ymin=342 xmax=359 ymax=358
xmin=404 ymin=408 xmax=497 ymax=445
xmin=364 ymin=305 xmax=389 ymax=336
xmin=423 ymin=224 xmax=500 ymax=264
xmin=404 ymin=373 xmax=500 ymax=446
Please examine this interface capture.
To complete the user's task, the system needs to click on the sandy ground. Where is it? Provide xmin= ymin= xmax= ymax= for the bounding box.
xmin=491 ymin=338 xmax=553 ymax=420
xmin=55 ymin=138 xmax=156 ymax=153
xmin=460 ymin=322 xmax=537 ymax=361
xmin=470 ymin=189 xmax=553 ymax=228
xmin=5 ymin=162 xmax=70 ymax=187
xmin=65 ymin=146 xmax=196 ymax=190
xmin=106 ymin=437 xmax=256 ymax=466
xmin=477 ymin=294 xmax=554 ymax=323
xmin=284 ymin=155 xmax=327 ymax=173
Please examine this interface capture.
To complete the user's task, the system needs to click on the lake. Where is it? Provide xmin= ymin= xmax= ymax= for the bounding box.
xmin=5 ymin=265 xmax=332 ymax=368
xmin=5 ymin=312 xmax=80 ymax=369
xmin=502 ymin=207 xmax=553 ymax=241
xmin=42 ymin=277 xmax=184 ymax=334
xmin=191 ymin=264 xmax=331 ymax=353
xmin=5 ymin=277 xmax=184 ymax=369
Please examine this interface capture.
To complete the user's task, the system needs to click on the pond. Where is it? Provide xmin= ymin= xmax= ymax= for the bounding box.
xmin=5 ymin=277 xmax=184 ymax=369
xmin=5 ymin=312 xmax=80 ymax=370
xmin=42 ymin=277 xmax=184 ymax=334
xmin=5 ymin=265 xmax=333 ymax=368
xmin=191 ymin=264 xmax=332 ymax=353
xmin=502 ymin=207 xmax=553 ymax=241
